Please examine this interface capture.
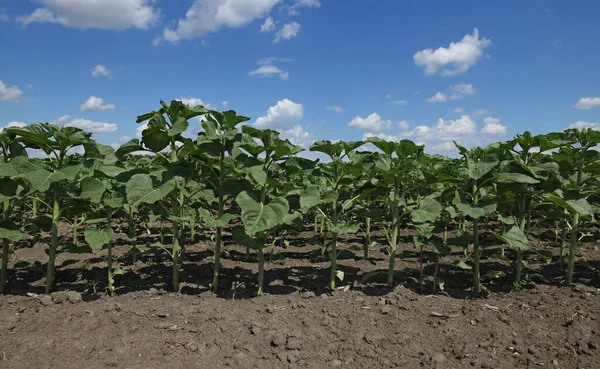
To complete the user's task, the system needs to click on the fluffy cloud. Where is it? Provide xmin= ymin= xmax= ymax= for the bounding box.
xmin=453 ymin=107 xmax=464 ymax=113
xmin=287 ymin=0 xmax=321 ymax=15
xmin=327 ymin=105 xmax=344 ymax=113
xmin=413 ymin=29 xmax=491 ymax=76
xmin=0 ymin=81 xmax=23 ymax=102
xmin=0 ymin=11 xmax=9 ymax=23
xmin=480 ymin=116 xmax=507 ymax=135
xmin=472 ymin=109 xmax=490 ymax=118
xmin=0 ymin=121 xmax=27 ymax=132
xmin=280 ymin=125 xmax=315 ymax=149
xmin=274 ymin=22 xmax=301 ymax=43
xmin=574 ymin=97 xmax=600 ymax=110
xmin=260 ymin=16 xmax=276 ymax=32
xmin=164 ymin=0 xmax=279 ymax=44
xmin=53 ymin=115 xmax=118 ymax=133
xmin=249 ymin=65 xmax=289 ymax=80
xmin=254 ymin=99 xmax=303 ymax=129
xmin=427 ymin=92 xmax=448 ymax=103
xmin=569 ymin=121 xmax=600 ymax=130
xmin=348 ymin=113 xmax=392 ymax=131
xmin=17 ymin=0 xmax=160 ymax=30
xmin=389 ymin=100 xmax=408 ymax=105
xmin=91 ymin=64 xmax=112 ymax=78
xmin=398 ymin=115 xmax=477 ymax=142
xmin=80 ymin=96 xmax=116 ymax=112
xmin=450 ymin=83 xmax=475 ymax=100
xmin=398 ymin=120 xmax=409 ymax=130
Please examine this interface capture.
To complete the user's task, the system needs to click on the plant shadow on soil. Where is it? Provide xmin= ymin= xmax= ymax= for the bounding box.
xmin=4 ymin=225 xmax=600 ymax=303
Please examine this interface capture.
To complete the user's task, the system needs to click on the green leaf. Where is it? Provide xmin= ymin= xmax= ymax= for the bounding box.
xmin=84 ymin=226 xmax=114 ymax=250
xmin=242 ymin=165 xmax=267 ymax=186
xmin=484 ymin=270 xmax=506 ymax=279
xmin=496 ymin=172 xmax=539 ymax=184
xmin=453 ymin=260 xmax=472 ymax=270
xmin=203 ymin=213 xmax=236 ymax=228
xmin=168 ymin=117 xmax=189 ymax=137
xmin=330 ymin=221 xmax=359 ymax=235
xmin=336 ymin=270 xmax=345 ymax=282
xmin=360 ymin=270 xmax=387 ymax=284
xmin=495 ymin=226 xmax=529 ymax=251
xmin=235 ymin=191 xmax=289 ymax=235
xmin=0 ymin=224 xmax=24 ymax=242
xmin=536 ymin=250 xmax=553 ymax=264
xmin=141 ymin=125 xmax=170 ymax=152
xmin=116 ymin=139 xmax=144 ymax=159
xmin=232 ymin=226 xmax=264 ymax=250
xmin=23 ymin=169 xmax=66 ymax=192
xmin=411 ymin=198 xmax=442 ymax=224
xmin=549 ymin=193 xmax=594 ymax=216
xmin=126 ymin=174 xmax=165 ymax=206
xmin=78 ymin=178 xmax=106 ymax=203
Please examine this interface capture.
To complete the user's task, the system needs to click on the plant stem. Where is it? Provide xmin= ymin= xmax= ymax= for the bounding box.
xmin=257 ymin=247 xmax=264 ymax=296
xmin=418 ymin=244 xmax=424 ymax=294
xmin=364 ymin=216 xmax=371 ymax=259
xmin=212 ymin=150 xmax=226 ymax=293
xmin=566 ymin=212 xmax=579 ymax=285
xmin=329 ymin=233 xmax=338 ymax=289
xmin=45 ymin=197 xmax=60 ymax=294
xmin=0 ymin=239 xmax=9 ymax=294
xmin=472 ymin=217 xmax=481 ymax=293
xmin=559 ymin=221 xmax=567 ymax=262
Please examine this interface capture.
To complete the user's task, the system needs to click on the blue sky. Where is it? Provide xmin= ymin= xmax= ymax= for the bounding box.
xmin=1 ymin=0 xmax=599 ymax=155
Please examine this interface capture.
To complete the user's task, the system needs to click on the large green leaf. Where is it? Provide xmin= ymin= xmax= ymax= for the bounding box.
xmin=0 ymin=222 xmax=24 ymax=242
xmin=411 ymin=198 xmax=442 ymax=224
xmin=300 ymin=186 xmax=336 ymax=211
xmin=548 ymin=193 xmax=594 ymax=216
xmin=495 ymin=226 xmax=529 ymax=251
xmin=235 ymin=191 xmax=289 ymax=235
xmin=126 ymin=174 xmax=165 ymax=206
xmin=84 ymin=226 xmax=114 ymax=250
xmin=232 ymin=226 xmax=264 ymax=250
xmin=141 ymin=125 xmax=170 ymax=152
xmin=78 ymin=178 xmax=106 ymax=203
xmin=23 ymin=169 xmax=66 ymax=192
xmin=496 ymin=172 xmax=539 ymax=184
xmin=168 ymin=117 xmax=189 ymax=137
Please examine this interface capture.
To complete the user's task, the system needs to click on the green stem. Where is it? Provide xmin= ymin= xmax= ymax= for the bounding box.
xmin=432 ymin=256 xmax=440 ymax=294
xmin=559 ymin=221 xmax=567 ymax=262
xmin=212 ymin=150 xmax=226 ymax=293
xmin=32 ymin=198 xmax=37 ymax=218
xmin=566 ymin=213 xmax=579 ymax=285
xmin=329 ymin=233 xmax=338 ymax=289
xmin=514 ymin=250 xmax=523 ymax=286
xmin=364 ymin=217 xmax=371 ymax=259
xmin=1 ymin=239 xmax=9 ymax=294
xmin=257 ymin=247 xmax=264 ymax=296
xmin=419 ymin=244 xmax=424 ymax=294
xmin=473 ymin=217 xmax=481 ymax=293
xmin=45 ymin=197 xmax=60 ymax=294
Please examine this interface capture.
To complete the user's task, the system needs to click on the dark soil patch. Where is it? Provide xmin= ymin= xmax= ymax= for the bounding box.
xmin=1 ymin=224 xmax=599 ymax=368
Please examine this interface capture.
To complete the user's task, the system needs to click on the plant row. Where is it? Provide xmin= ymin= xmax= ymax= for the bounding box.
xmin=1 ymin=100 xmax=599 ymax=296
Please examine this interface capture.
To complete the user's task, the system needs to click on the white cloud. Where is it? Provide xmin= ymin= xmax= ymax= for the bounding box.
xmin=398 ymin=120 xmax=409 ymax=130
xmin=327 ymin=105 xmax=344 ymax=113
xmin=397 ymin=115 xmax=477 ymax=143
xmin=17 ymin=0 xmax=160 ymax=30
xmin=260 ymin=16 xmax=276 ymax=32
xmin=480 ymin=116 xmax=507 ymax=135
xmin=453 ymin=107 xmax=464 ymax=113
xmin=389 ymin=100 xmax=408 ymax=105
xmin=177 ymin=97 xmax=215 ymax=110
xmin=258 ymin=57 xmax=293 ymax=65
xmin=249 ymin=65 xmax=289 ymax=80
xmin=574 ymin=97 xmax=600 ymax=110
xmin=0 ymin=11 xmax=9 ymax=23
xmin=280 ymin=125 xmax=314 ymax=149
xmin=431 ymin=141 xmax=456 ymax=152
xmin=568 ymin=121 xmax=600 ymax=130
xmin=152 ymin=36 xmax=162 ymax=46
xmin=164 ymin=0 xmax=280 ymax=44
xmin=413 ymin=28 xmax=491 ymax=76
xmin=0 ymin=81 xmax=23 ymax=103
xmin=136 ymin=122 xmax=149 ymax=138
xmin=287 ymin=0 xmax=321 ymax=15
xmin=450 ymin=83 xmax=475 ymax=100
xmin=472 ymin=109 xmax=490 ymax=118
xmin=80 ymin=96 xmax=116 ymax=112
xmin=254 ymin=99 xmax=303 ymax=129
xmin=91 ymin=64 xmax=112 ymax=78
xmin=274 ymin=22 xmax=301 ymax=43
xmin=427 ymin=92 xmax=448 ymax=103
xmin=348 ymin=113 xmax=392 ymax=131
xmin=0 ymin=121 xmax=27 ymax=132
xmin=222 ymin=101 xmax=229 ymax=108
xmin=120 ymin=136 xmax=131 ymax=143
xmin=53 ymin=115 xmax=118 ymax=133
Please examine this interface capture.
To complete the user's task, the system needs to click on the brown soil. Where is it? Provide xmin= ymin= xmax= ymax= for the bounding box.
xmin=1 ymin=224 xmax=599 ymax=369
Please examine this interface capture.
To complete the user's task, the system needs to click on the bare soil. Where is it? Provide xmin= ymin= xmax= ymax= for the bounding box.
xmin=1 ymin=223 xmax=599 ymax=369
